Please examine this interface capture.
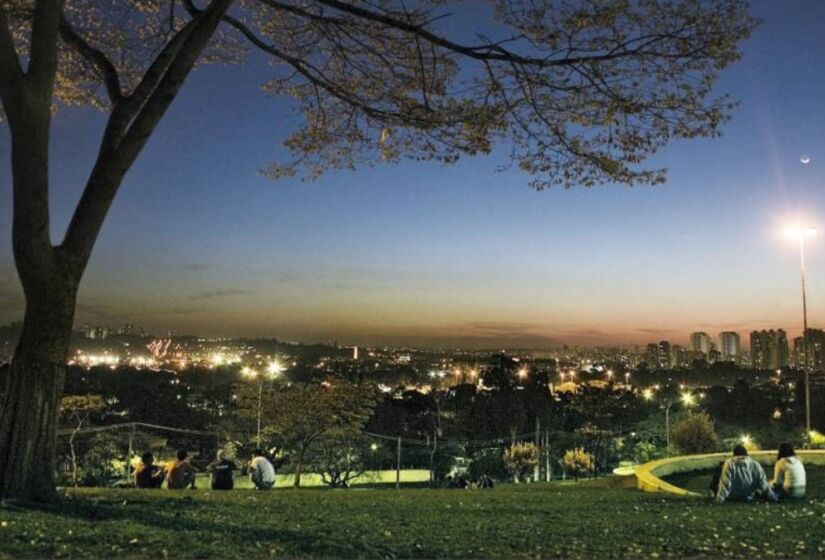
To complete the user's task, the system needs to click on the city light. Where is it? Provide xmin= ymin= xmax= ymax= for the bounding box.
xmin=267 ymin=360 xmax=284 ymax=376
xmin=241 ymin=366 xmax=258 ymax=379
xmin=517 ymin=368 xmax=527 ymax=380
xmin=642 ymin=388 xmax=654 ymax=400
xmin=681 ymin=392 xmax=696 ymax=406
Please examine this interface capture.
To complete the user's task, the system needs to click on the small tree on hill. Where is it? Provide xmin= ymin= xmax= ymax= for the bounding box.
xmin=672 ymin=412 xmax=718 ymax=455
xmin=59 ymin=394 xmax=106 ymax=487
xmin=239 ymin=381 xmax=378 ymax=487
xmin=562 ymin=447 xmax=594 ymax=481
xmin=311 ymin=433 xmax=370 ymax=488
xmin=503 ymin=442 xmax=539 ymax=483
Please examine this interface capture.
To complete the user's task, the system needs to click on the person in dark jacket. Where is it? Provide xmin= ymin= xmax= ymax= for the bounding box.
xmin=134 ymin=452 xmax=165 ymax=489
xmin=207 ymin=450 xmax=237 ymax=490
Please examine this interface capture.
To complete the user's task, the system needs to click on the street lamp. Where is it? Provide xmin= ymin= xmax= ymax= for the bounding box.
xmin=664 ymin=392 xmax=696 ymax=454
xmin=785 ymin=224 xmax=816 ymax=441
xmin=244 ymin=361 xmax=283 ymax=446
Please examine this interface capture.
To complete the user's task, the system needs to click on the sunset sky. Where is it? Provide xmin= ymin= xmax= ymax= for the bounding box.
xmin=2 ymin=0 xmax=825 ymax=349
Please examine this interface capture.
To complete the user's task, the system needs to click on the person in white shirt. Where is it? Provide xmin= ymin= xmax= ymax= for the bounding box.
xmin=249 ymin=449 xmax=276 ymax=490
xmin=771 ymin=443 xmax=806 ymax=500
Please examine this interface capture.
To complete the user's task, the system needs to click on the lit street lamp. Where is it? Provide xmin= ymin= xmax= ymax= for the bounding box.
xmin=663 ymin=392 xmax=696 ymax=454
xmin=243 ymin=360 xmax=283 ymax=445
xmin=785 ymin=224 xmax=816 ymax=441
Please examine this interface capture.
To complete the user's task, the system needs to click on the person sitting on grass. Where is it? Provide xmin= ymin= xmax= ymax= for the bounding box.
xmin=167 ymin=449 xmax=197 ymax=490
xmin=715 ymin=444 xmax=776 ymax=503
xmin=134 ymin=452 xmax=165 ymax=489
xmin=207 ymin=450 xmax=237 ymax=490
xmin=478 ymin=473 xmax=495 ymax=489
xmin=249 ymin=448 xmax=276 ymax=490
xmin=771 ymin=443 xmax=806 ymax=500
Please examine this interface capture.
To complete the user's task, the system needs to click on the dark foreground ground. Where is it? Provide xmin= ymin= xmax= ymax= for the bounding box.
xmin=1 ymin=479 xmax=824 ymax=558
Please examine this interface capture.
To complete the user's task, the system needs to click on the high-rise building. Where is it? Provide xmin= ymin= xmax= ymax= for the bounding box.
xmin=671 ymin=344 xmax=688 ymax=368
xmin=644 ymin=343 xmax=659 ymax=368
xmin=658 ymin=341 xmax=672 ymax=369
xmin=689 ymin=332 xmax=711 ymax=355
xmin=794 ymin=328 xmax=825 ymax=370
xmin=719 ymin=331 xmax=741 ymax=362
xmin=750 ymin=329 xmax=789 ymax=370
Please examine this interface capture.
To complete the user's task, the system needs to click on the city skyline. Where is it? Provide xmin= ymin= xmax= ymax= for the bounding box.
xmin=2 ymin=1 xmax=825 ymax=348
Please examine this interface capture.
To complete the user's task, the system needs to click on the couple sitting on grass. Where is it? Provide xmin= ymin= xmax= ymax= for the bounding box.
xmin=207 ymin=448 xmax=277 ymax=491
xmin=134 ymin=448 xmax=277 ymax=491
xmin=711 ymin=443 xmax=806 ymax=503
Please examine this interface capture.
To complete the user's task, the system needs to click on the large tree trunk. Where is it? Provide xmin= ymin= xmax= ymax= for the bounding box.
xmin=0 ymin=279 xmax=78 ymax=501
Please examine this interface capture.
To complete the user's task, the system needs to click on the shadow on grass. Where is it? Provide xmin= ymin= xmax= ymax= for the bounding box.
xmin=1 ymin=494 xmax=400 ymax=557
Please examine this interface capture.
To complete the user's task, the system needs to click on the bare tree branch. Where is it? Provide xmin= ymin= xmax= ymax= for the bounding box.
xmin=60 ymin=0 xmax=235 ymax=269
xmin=59 ymin=15 xmax=123 ymax=104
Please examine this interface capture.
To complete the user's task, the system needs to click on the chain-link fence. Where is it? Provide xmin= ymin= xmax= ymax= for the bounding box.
xmin=57 ymin=422 xmax=624 ymax=489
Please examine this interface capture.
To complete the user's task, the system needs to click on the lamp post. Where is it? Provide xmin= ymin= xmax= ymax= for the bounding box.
xmin=243 ymin=360 xmax=283 ymax=446
xmin=786 ymin=225 xmax=816 ymax=441
xmin=663 ymin=392 xmax=695 ymax=455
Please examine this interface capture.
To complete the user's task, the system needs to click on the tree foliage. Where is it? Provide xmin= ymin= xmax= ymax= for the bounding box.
xmin=236 ymin=381 xmax=378 ymax=486
xmin=562 ymin=447 xmax=593 ymax=479
xmin=1 ymin=0 xmax=757 ymax=189
xmin=503 ymin=441 xmax=539 ymax=482
xmin=672 ymin=411 xmax=718 ymax=454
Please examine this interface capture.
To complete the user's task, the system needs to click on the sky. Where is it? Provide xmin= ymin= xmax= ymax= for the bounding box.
xmin=2 ymin=0 xmax=825 ymax=349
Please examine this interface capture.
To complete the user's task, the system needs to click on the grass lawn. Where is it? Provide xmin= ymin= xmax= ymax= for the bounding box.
xmin=209 ymin=470 xmax=431 ymax=490
xmin=2 ymin=479 xmax=825 ymax=558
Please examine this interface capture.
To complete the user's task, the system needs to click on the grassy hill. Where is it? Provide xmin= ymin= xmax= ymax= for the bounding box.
xmin=1 ymin=479 xmax=824 ymax=558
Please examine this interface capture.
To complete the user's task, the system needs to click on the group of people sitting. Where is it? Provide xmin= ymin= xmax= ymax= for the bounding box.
xmin=133 ymin=448 xmax=277 ymax=491
xmin=444 ymin=474 xmax=495 ymax=489
xmin=711 ymin=443 xmax=806 ymax=502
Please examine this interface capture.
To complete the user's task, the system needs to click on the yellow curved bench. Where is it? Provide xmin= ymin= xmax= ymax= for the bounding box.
xmin=635 ymin=450 xmax=825 ymax=497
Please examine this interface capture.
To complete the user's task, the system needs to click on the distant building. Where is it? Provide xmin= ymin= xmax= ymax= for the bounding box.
xmin=657 ymin=341 xmax=672 ymax=369
xmin=750 ymin=329 xmax=789 ymax=370
xmin=689 ymin=332 xmax=711 ymax=355
xmin=84 ymin=325 xmax=109 ymax=340
xmin=671 ymin=344 xmax=688 ymax=368
xmin=644 ymin=343 xmax=659 ymax=368
xmin=719 ymin=331 xmax=741 ymax=362
xmin=793 ymin=328 xmax=825 ymax=370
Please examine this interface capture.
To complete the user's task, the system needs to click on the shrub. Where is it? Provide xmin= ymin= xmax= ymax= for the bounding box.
xmin=672 ymin=412 xmax=718 ymax=455
xmin=468 ymin=448 xmax=508 ymax=481
xmin=562 ymin=448 xmax=593 ymax=480
xmin=503 ymin=443 xmax=540 ymax=483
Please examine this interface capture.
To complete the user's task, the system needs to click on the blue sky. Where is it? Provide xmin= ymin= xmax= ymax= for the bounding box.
xmin=2 ymin=0 xmax=825 ymax=348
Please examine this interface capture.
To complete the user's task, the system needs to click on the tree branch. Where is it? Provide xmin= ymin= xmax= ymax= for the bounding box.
xmin=59 ymin=15 xmax=123 ymax=104
xmin=27 ymin=0 xmax=64 ymax=94
xmin=0 ymin=4 xmax=23 ymax=118
xmin=60 ymin=0 xmax=235 ymax=269
xmin=311 ymin=0 xmax=705 ymax=68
